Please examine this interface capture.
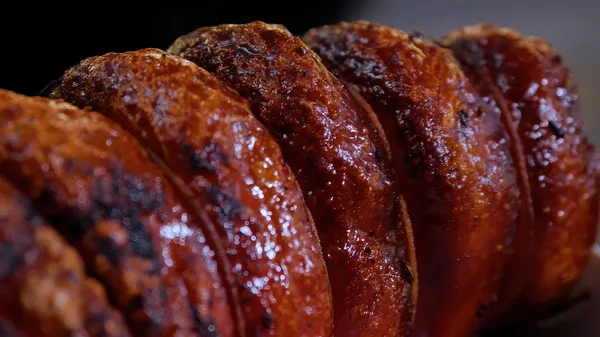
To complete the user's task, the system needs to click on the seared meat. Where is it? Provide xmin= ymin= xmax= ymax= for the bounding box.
xmin=303 ymin=21 xmax=524 ymax=337
xmin=0 ymin=89 xmax=231 ymax=337
xmin=48 ymin=48 xmax=333 ymax=337
xmin=0 ymin=176 xmax=131 ymax=337
xmin=168 ymin=21 xmax=417 ymax=337
xmin=442 ymin=24 xmax=600 ymax=327
xmin=0 ymin=17 xmax=596 ymax=337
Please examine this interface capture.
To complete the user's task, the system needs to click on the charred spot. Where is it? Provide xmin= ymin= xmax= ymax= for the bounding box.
xmin=364 ymin=247 xmax=372 ymax=254
xmin=475 ymin=303 xmax=488 ymax=319
xmin=127 ymin=295 xmax=145 ymax=311
xmin=459 ymin=110 xmax=469 ymax=128
xmin=550 ymin=54 xmax=563 ymax=65
xmin=0 ymin=243 xmax=21 ymax=281
xmin=188 ymin=301 xmax=219 ymax=337
xmin=34 ymin=188 xmax=93 ymax=240
xmin=369 ymin=258 xmax=375 ymax=264
xmin=368 ymin=231 xmax=375 ymax=237
xmin=374 ymin=149 xmax=383 ymax=164
xmin=36 ymin=188 xmax=57 ymax=209
xmin=97 ymin=237 xmax=122 ymax=267
xmin=262 ymin=311 xmax=275 ymax=330
xmin=400 ymin=260 xmax=415 ymax=283
xmin=180 ymin=141 xmax=229 ymax=172
xmin=65 ymin=158 xmax=75 ymax=174
xmin=123 ymin=213 xmax=156 ymax=265
xmin=89 ymin=166 xmax=162 ymax=271
xmin=205 ymin=185 xmax=243 ymax=223
xmin=409 ymin=31 xmax=424 ymax=41
xmin=38 ymin=76 xmax=64 ymax=97
xmin=548 ymin=120 xmax=565 ymax=138
xmin=18 ymin=196 xmax=39 ymax=223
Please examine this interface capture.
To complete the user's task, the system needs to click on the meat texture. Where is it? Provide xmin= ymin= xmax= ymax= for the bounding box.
xmin=168 ymin=21 xmax=417 ymax=337
xmin=48 ymin=48 xmax=333 ymax=337
xmin=442 ymin=24 xmax=600 ymax=326
xmin=0 ymin=89 xmax=232 ymax=337
xmin=0 ymin=176 xmax=131 ymax=337
xmin=304 ymin=21 xmax=523 ymax=337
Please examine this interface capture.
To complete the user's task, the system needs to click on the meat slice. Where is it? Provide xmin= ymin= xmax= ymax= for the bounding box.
xmin=0 ymin=89 xmax=233 ymax=337
xmin=304 ymin=21 xmax=521 ymax=337
xmin=168 ymin=22 xmax=417 ymax=337
xmin=48 ymin=48 xmax=333 ymax=337
xmin=0 ymin=176 xmax=131 ymax=337
xmin=442 ymin=24 xmax=600 ymax=326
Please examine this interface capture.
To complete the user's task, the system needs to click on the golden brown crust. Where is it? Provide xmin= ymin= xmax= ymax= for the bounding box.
xmin=0 ymin=89 xmax=232 ymax=337
xmin=442 ymin=24 xmax=600 ymax=325
xmin=304 ymin=21 xmax=522 ymax=337
xmin=0 ymin=176 xmax=131 ymax=337
xmin=169 ymin=22 xmax=416 ymax=337
xmin=49 ymin=48 xmax=333 ymax=337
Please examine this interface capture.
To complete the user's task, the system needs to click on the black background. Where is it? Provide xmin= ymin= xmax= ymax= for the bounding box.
xmin=0 ymin=2 xmax=356 ymax=97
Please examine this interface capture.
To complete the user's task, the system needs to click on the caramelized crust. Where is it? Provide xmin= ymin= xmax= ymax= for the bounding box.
xmin=0 ymin=176 xmax=131 ymax=337
xmin=169 ymin=22 xmax=417 ymax=337
xmin=442 ymin=25 xmax=600 ymax=325
xmin=49 ymin=48 xmax=333 ymax=337
xmin=304 ymin=21 xmax=521 ymax=337
xmin=0 ymin=89 xmax=231 ymax=337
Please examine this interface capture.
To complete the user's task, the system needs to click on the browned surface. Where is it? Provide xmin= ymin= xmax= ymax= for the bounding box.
xmin=169 ymin=22 xmax=417 ymax=337
xmin=49 ymin=48 xmax=333 ymax=337
xmin=0 ymin=176 xmax=131 ymax=337
xmin=0 ymin=89 xmax=231 ymax=337
xmin=304 ymin=21 xmax=522 ymax=337
xmin=442 ymin=25 xmax=600 ymax=326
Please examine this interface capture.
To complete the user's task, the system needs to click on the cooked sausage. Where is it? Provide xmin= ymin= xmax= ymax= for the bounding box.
xmin=442 ymin=24 xmax=600 ymax=326
xmin=169 ymin=21 xmax=417 ymax=337
xmin=0 ymin=176 xmax=131 ymax=337
xmin=0 ymin=89 xmax=232 ymax=337
xmin=304 ymin=21 xmax=521 ymax=337
xmin=48 ymin=48 xmax=333 ymax=337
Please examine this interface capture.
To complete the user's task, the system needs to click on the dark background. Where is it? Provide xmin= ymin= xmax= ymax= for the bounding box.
xmin=0 ymin=2 xmax=357 ymax=97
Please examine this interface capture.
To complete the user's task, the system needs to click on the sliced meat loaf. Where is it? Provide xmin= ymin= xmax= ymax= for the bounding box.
xmin=48 ymin=48 xmax=333 ymax=337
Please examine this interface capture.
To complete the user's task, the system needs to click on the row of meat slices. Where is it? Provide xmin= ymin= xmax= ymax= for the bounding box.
xmin=0 ymin=20 xmax=597 ymax=337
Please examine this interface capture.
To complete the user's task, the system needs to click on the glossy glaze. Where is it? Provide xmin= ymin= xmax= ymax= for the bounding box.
xmin=169 ymin=22 xmax=417 ymax=337
xmin=0 ymin=89 xmax=230 ymax=337
xmin=304 ymin=21 xmax=521 ymax=337
xmin=49 ymin=48 xmax=333 ymax=337
xmin=443 ymin=25 xmax=600 ymax=326
xmin=0 ymin=176 xmax=131 ymax=337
